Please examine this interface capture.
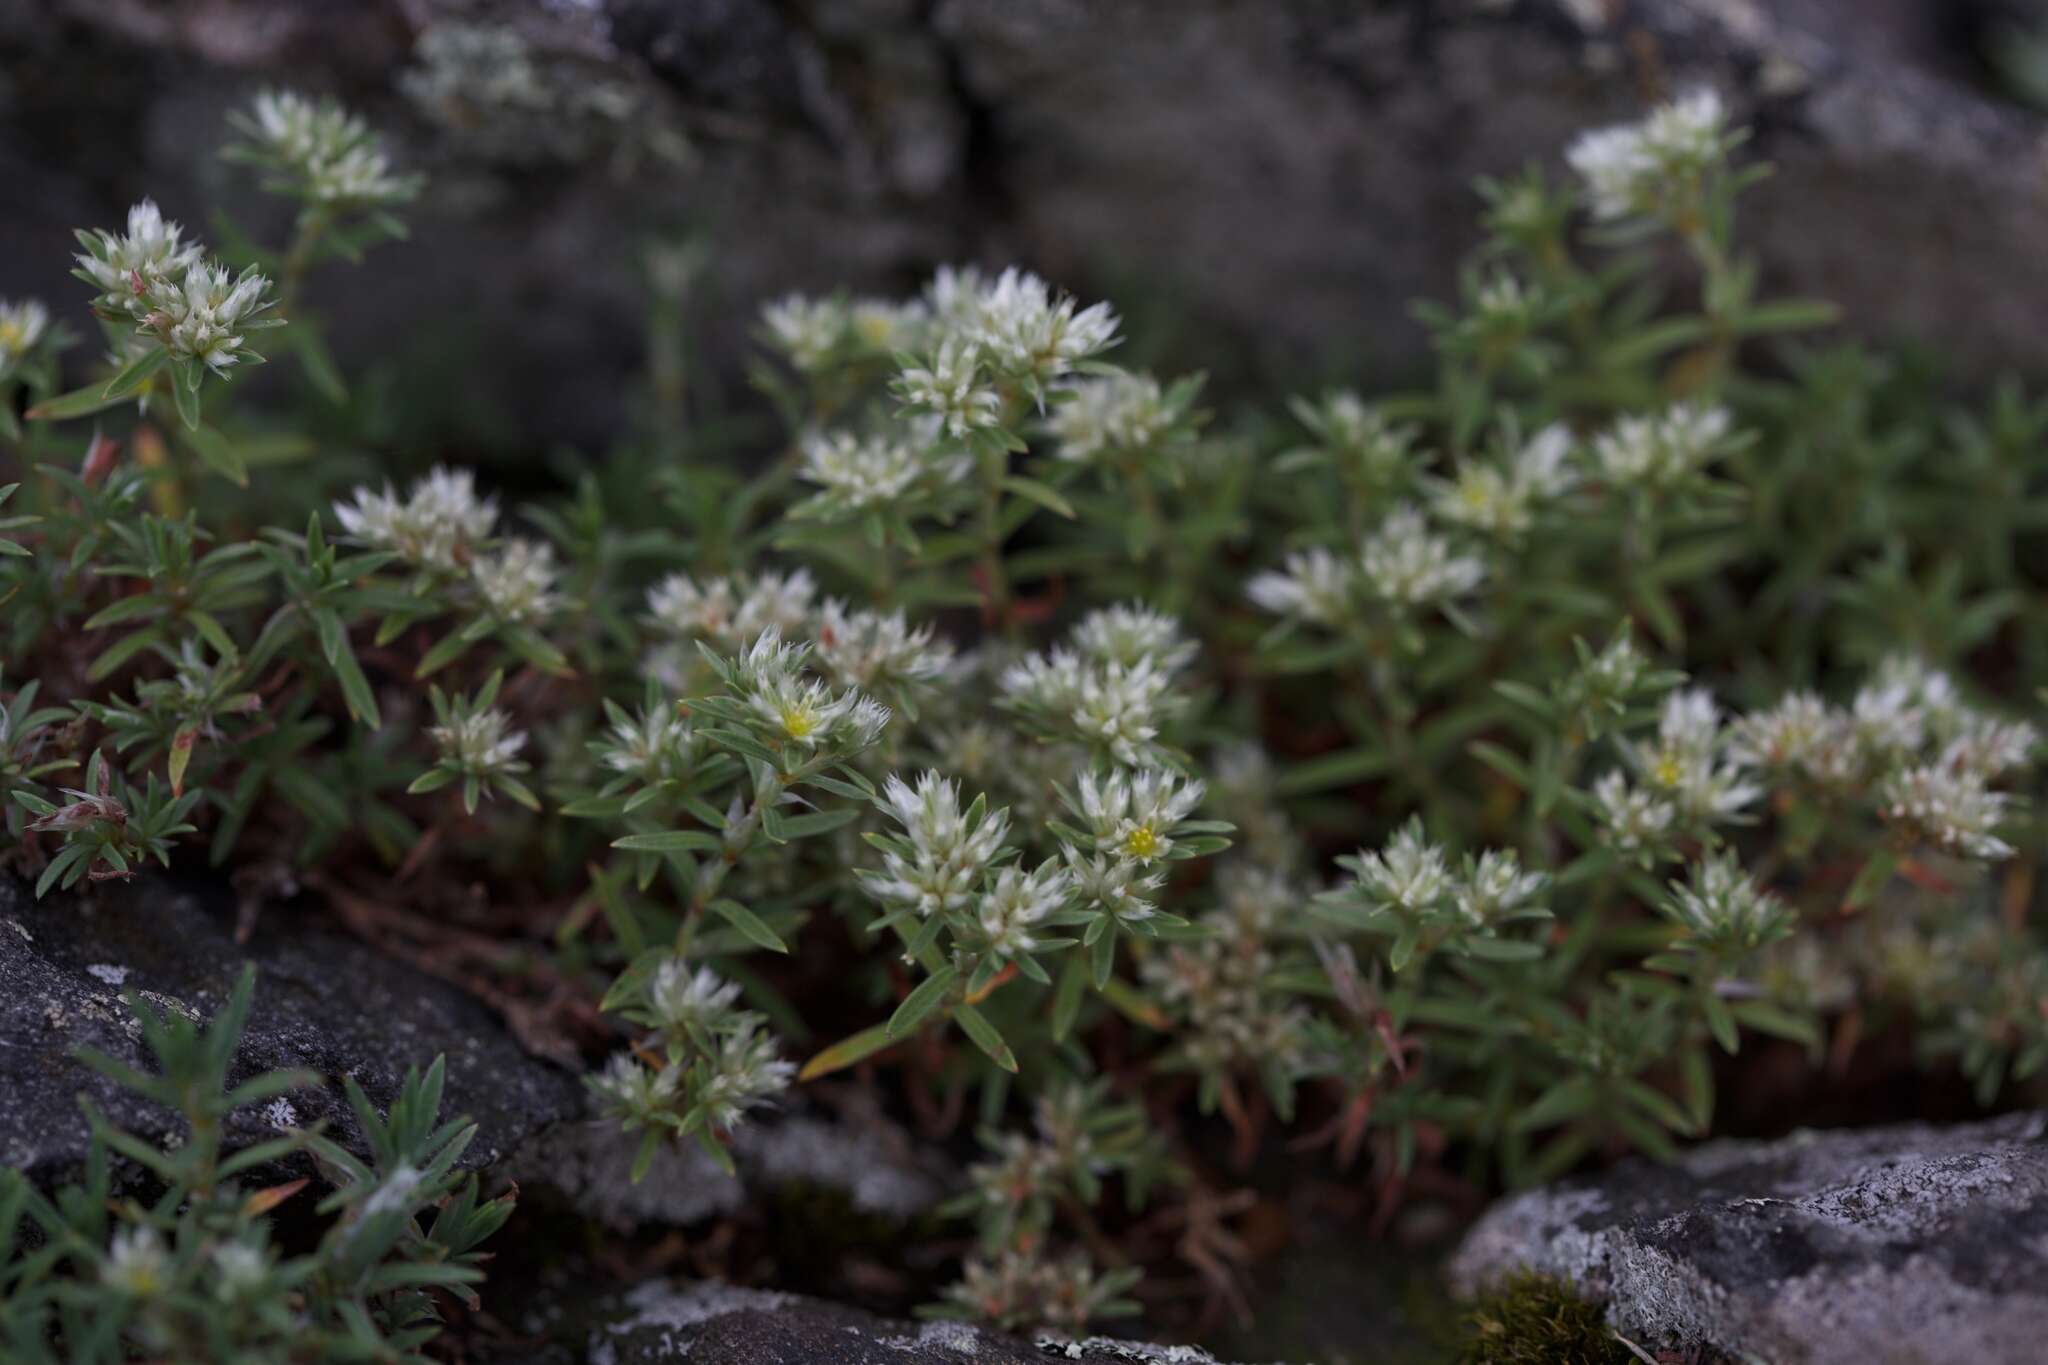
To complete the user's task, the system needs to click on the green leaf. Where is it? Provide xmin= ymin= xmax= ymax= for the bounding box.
xmin=180 ymin=424 xmax=248 ymax=486
xmin=26 ymin=383 xmax=133 ymax=422
xmin=1274 ymin=745 xmax=1389 ymax=796
xmin=1735 ymin=298 xmax=1841 ymax=336
xmin=952 ymin=1003 xmax=1018 ymax=1072
xmin=170 ymin=364 xmax=202 ymax=432
xmin=1843 ymin=847 xmax=1898 ymax=911
xmin=772 ymin=806 xmax=863 ymax=839
xmin=798 ymin=1023 xmax=895 ymax=1081
xmin=1000 ymin=475 xmax=1077 ymax=519
xmin=1051 ymin=950 xmax=1089 ymax=1042
xmin=708 ymin=898 xmax=789 ymax=953
xmin=887 ymin=964 xmax=958 ymax=1039
xmin=612 ymin=830 xmax=724 ymax=854
xmin=293 ymin=325 xmax=348 ymax=403
xmin=100 ymin=345 xmax=169 ymax=401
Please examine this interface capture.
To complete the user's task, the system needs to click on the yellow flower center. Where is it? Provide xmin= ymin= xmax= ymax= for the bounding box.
xmin=1652 ymin=753 xmax=1684 ymax=788
xmin=1121 ymin=825 xmax=1161 ymax=860
xmin=780 ymin=705 xmax=817 ymax=740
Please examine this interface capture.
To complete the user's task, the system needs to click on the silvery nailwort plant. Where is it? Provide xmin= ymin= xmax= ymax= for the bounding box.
xmin=2 ymin=82 xmax=2046 ymax=1342
xmin=0 ymin=968 xmax=510 ymax=1363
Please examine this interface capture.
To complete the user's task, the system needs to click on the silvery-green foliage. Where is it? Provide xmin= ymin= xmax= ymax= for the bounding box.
xmin=5 ymin=84 xmax=2048 ymax=1344
xmin=0 ymin=969 xmax=510 ymax=1362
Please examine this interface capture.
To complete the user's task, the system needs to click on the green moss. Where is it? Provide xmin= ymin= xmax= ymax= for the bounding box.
xmin=1451 ymin=1272 xmax=1633 ymax=1365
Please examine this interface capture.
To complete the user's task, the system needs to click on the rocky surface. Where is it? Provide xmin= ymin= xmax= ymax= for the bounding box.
xmin=506 ymin=1110 xmax=950 ymax=1230
xmin=3 ymin=1 xmax=2048 ymax=455
xmin=1450 ymin=1110 xmax=2048 ymax=1365
xmin=507 ymin=1278 xmax=1245 ymax=1365
xmin=0 ymin=873 xmax=585 ymax=1185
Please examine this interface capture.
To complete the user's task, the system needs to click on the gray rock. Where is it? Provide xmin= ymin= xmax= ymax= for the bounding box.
xmin=0 ymin=874 xmax=585 ymax=1186
xmin=518 ymin=1277 xmax=1250 ymax=1365
xmin=4 ymin=1 xmax=2048 ymax=457
xmin=1449 ymin=1111 xmax=2048 ymax=1365
xmin=505 ymin=1111 xmax=950 ymax=1231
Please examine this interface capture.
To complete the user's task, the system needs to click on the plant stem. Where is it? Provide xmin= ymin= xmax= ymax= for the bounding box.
xmin=976 ymin=447 xmax=1015 ymax=637
xmin=676 ymin=769 xmax=789 ymax=953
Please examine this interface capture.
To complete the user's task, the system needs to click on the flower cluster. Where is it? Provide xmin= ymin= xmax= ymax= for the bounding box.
xmin=723 ymin=629 xmax=891 ymax=753
xmin=1047 ymin=371 xmax=1193 ymax=465
xmin=413 ymin=673 xmax=536 ymax=813
xmin=1591 ymin=401 xmax=1738 ymax=490
xmin=335 ymin=465 xmax=499 ymax=571
xmin=0 ymin=297 xmax=51 ymax=380
xmin=797 ymin=428 xmax=967 ymax=517
xmin=645 ymin=568 xmax=817 ymax=649
xmin=74 ymin=199 xmax=280 ymax=388
xmin=1567 ymin=87 xmax=1732 ymax=224
xmin=227 ymin=89 xmax=422 ymax=206
xmin=1432 ymin=423 xmax=1577 ymax=540
xmin=1000 ymin=605 xmax=1197 ymax=765
xmin=1324 ymin=821 xmax=1550 ymax=967
xmin=595 ymin=956 xmax=795 ymax=1164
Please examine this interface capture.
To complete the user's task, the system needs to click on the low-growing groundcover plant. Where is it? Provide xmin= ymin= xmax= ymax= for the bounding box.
xmin=3 ymin=81 xmax=2046 ymax=1353
xmin=0 ymin=967 xmax=509 ymax=1363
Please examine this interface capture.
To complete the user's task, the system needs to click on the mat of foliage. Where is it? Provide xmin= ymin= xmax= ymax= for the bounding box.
xmin=3 ymin=83 xmax=2045 ymax=1357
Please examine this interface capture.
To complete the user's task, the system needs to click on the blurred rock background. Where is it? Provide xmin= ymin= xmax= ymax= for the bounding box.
xmin=5 ymin=0 xmax=2048 ymax=458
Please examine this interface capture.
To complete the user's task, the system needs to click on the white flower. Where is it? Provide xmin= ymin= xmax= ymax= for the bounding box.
xmin=649 ymin=959 xmax=742 ymax=1034
xmin=74 ymin=200 xmax=204 ymax=319
xmin=1594 ymin=769 xmax=1674 ymax=852
xmin=590 ymin=1051 xmax=681 ymax=1118
xmin=815 ymin=600 xmax=954 ymax=693
xmin=334 ymin=465 xmax=498 ymax=571
xmin=1349 ymin=822 xmax=1449 ymax=916
xmin=1941 ymin=714 xmax=2037 ymax=780
xmin=600 ymin=701 xmax=695 ymax=783
xmin=646 ymin=569 xmax=815 ymax=646
xmin=1000 ymin=648 xmax=1180 ymax=766
xmin=144 ymin=259 xmax=276 ymax=374
xmin=1664 ymin=852 xmax=1783 ymax=942
xmin=1591 ymin=401 xmax=1733 ymax=489
xmin=1728 ymin=691 xmax=1843 ymax=780
xmin=1061 ymin=845 xmax=1164 ymax=922
xmin=472 ymin=537 xmax=560 ymax=624
xmin=211 ymin=1242 xmax=269 ymax=1300
xmin=761 ymin=294 xmax=848 ymax=372
xmin=1435 ymin=423 xmax=1577 ymax=539
xmin=1358 ymin=506 xmax=1486 ymax=607
xmin=1455 ymin=849 xmax=1547 ymax=928
xmin=863 ymin=771 xmax=1012 ymax=918
xmin=1879 ymin=764 xmax=2015 ymax=860
xmin=231 ymin=89 xmax=418 ymax=205
xmin=965 ymin=266 xmax=1119 ymax=387
xmin=799 ymin=430 xmax=929 ymax=511
xmin=1071 ymin=602 xmax=1196 ymax=673
xmin=727 ymin=630 xmax=891 ymax=751
xmin=1047 ymin=371 xmax=1172 ymax=462
xmin=429 ymin=705 xmax=527 ymax=777
xmin=1294 ymin=390 xmax=1420 ymax=484
xmin=849 ymin=296 xmax=931 ymax=353
xmin=697 ymin=1017 xmax=795 ymax=1130
xmin=1848 ymin=674 xmax=1926 ymax=764
xmin=978 ymin=860 xmax=1072 ymax=957
xmin=1629 ymin=688 xmax=1760 ymax=825
xmin=1567 ymin=88 xmax=1729 ymax=222
xmin=101 ymin=1226 xmax=169 ymax=1298
xmin=1247 ymin=548 xmax=1354 ymax=627
xmin=1216 ymin=862 xmax=1296 ymax=936
xmin=898 ymin=337 xmax=1002 ymax=438
xmin=1074 ymin=768 xmax=1205 ymax=863
xmin=0 ymin=298 xmax=50 ymax=376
